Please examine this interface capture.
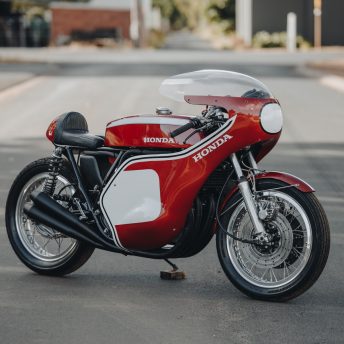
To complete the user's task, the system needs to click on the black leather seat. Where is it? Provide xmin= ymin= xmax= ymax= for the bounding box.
xmin=53 ymin=112 xmax=104 ymax=149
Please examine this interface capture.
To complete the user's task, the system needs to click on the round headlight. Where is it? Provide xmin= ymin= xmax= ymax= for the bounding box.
xmin=260 ymin=103 xmax=283 ymax=134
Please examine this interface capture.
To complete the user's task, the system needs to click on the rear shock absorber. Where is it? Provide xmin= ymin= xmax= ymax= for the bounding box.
xmin=43 ymin=147 xmax=64 ymax=196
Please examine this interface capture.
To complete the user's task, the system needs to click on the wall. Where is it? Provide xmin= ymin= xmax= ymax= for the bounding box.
xmin=252 ymin=0 xmax=306 ymax=35
xmin=252 ymin=0 xmax=344 ymax=46
xmin=51 ymin=8 xmax=130 ymax=44
xmin=320 ymin=1 xmax=344 ymax=45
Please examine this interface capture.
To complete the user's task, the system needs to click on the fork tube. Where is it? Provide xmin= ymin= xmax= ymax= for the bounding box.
xmin=248 ymin=151 xmax=258 ymax=172
xmin=230 ymin=153 xmax=266 ymax=236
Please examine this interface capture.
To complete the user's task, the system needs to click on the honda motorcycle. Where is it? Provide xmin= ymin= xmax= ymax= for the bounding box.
xmin=6 ymin=70 xmax=330 ymax=301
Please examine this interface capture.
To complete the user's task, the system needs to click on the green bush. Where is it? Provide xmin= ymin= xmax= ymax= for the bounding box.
xmin=252 ymin=31 xmax=310 ymax=48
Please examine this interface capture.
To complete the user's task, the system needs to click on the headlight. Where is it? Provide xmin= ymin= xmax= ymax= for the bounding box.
xmin=260 ymin=103 xmax=283 ymax=134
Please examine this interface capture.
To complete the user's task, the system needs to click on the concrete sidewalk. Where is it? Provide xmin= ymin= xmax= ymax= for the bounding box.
xmin=163 ymin=31 xmax=213 ymax=50
xmin=0 ymin=46 xmax=344 ymax=65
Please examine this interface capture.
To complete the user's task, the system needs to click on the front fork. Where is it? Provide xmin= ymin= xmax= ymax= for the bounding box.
xmin=230 ymin=152 xmax=268 ymax=242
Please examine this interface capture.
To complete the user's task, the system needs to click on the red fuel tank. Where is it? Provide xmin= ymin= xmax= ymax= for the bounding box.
xmin=105 ymin=115 xmax=204 ymax=149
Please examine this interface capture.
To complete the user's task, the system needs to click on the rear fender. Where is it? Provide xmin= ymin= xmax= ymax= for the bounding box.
xmin=213 ymin=171 xmax=314 ymax=233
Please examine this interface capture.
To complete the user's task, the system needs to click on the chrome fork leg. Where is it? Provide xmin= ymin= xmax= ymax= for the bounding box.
xmin=248 ymin=151 xmax=258 ymax=173
xmin=230 ymin=153 xmax=267 ymax=238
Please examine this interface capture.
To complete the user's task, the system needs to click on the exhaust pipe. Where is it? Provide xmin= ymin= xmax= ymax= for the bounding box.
xmin=24 ymin=191 xmax=207 ymax=260
xmin=23 ymin=191 xmax=123 ymax=253
xmin=24 ymin=204 xmax=105 ymax=249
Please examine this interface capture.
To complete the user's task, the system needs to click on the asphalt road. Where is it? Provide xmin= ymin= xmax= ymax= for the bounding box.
xmin=0 ymin=47 xmax=343 ymax=344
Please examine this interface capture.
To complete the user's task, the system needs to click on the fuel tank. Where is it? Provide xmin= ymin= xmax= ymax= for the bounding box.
xmin=105 ymin=114 xmax=204 ymax=149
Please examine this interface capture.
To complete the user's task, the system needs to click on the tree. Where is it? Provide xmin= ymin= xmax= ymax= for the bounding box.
xmin=152 ymin=0 xmax=175 ymax=19
xmin=152 ymin=0 xmax=187 ymax=30
xmin=207 ymin=0 xmax=235 ymax=32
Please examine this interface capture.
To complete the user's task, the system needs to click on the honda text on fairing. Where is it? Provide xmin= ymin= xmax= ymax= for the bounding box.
xmin=6 ymin=70 xmax=330 ymax=301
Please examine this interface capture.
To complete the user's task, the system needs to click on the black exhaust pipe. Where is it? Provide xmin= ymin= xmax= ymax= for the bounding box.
xmin=24 ymin=204 xmax=105 ymax=249
xmin=24 ymin=191 xmax=124 ymax=254
xmin=24 ymin=191 xmax=208 ymax=260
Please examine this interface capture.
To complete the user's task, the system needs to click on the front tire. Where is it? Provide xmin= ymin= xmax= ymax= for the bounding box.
xmin=6 ymin=158 xmax=95 ymax=276
xmin=216 ymin=179 xmax=330 ymax=301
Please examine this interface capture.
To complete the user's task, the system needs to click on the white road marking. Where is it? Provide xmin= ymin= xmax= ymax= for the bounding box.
xmin=0 ymin=76 xmax=46 ymax=102
xmin=320 ymin=75 xmax=344 ymax=94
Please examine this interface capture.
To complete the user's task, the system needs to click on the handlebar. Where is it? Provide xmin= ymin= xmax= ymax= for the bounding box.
xmin=170 ymin=118 xmax=200 ymax=138
xmin=170 ymin=108 xmax=227 ymax=138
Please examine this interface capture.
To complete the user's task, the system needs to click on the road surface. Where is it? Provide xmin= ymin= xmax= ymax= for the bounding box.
xmin=0 ymin=47 xmax=343 ymax=344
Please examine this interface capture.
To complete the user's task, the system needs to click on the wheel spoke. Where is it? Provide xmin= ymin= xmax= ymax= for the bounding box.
xmin=260 ymin=267 xmax=269 ymax=281
xmin=291 ymin=247 xmax=305 ymax=259
xmin=42 ymin=238 xmax=51 ymax=250
xmin=270 ymin=268 xmax=278 ymax=282
xmin=226 ymin=190 xmax=312 ymax=288
xmin=15 ymin=172 xmax=77 ymax=262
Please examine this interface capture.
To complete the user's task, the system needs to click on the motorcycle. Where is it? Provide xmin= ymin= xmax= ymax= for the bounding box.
xmin=6 ymin=70 xmax=330 ymax=301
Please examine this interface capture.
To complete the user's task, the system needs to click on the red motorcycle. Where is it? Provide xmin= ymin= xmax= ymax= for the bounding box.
xmin=6 ymin=70 xmax=330 ymax=301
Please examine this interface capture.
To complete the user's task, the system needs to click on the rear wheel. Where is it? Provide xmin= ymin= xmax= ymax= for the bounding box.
xmin=216 ymin=179 xmax=330 ymax=301
xmin=6 ymin=158 xmax=94 ymax=276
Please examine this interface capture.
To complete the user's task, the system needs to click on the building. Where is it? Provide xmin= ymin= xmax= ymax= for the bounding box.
xmin=236 ymin=0 xmax=344 ymax=46
xmin=51 ymin=0 xmax=154 ymax=46
xmin=0 ymin=0 xmax=23 ymax=47
xmin=0 ymin=0 xmax=49 ymax=47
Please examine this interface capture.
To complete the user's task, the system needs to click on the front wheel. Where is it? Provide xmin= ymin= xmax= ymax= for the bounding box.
xmin=216 ymin=179 xmax=330 ymax=301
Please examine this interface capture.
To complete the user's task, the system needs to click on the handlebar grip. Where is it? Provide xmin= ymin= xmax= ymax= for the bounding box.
xmin=170 ymin=121 xmax=197 ymax=138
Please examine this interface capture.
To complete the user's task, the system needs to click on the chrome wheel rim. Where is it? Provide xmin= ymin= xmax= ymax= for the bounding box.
xmin=15 ymin=173 xmax=77 ymax=262
xmin=226 ymin=191 xmax=312 ymax=288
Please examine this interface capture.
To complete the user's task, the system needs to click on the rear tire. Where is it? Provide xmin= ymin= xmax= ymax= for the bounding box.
xmin=6 ymin=158 xmax=95 ymax=276
xmin=216 ymin=179 xmax=330 ymax=301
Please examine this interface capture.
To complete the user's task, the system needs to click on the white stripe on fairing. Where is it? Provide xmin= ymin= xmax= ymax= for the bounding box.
xmin=100 ymin=116 xmax=237 ymax=249
xmin=107 ymin=116 xmax=191 ymax=128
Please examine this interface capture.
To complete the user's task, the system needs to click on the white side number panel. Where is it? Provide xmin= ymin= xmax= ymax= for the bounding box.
xmin=102 ymin=169 xmax=161 ymax=226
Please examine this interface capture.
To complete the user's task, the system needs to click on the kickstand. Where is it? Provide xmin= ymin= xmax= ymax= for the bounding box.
xmin=160 ymin=259 xmax=186 ymax=280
